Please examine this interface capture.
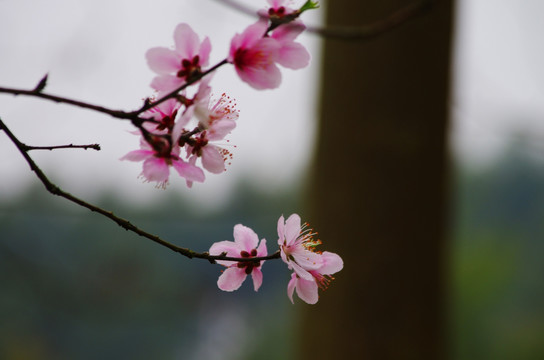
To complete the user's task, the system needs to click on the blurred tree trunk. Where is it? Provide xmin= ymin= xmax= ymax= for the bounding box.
xmin=301 ymin=0 xmax=454 ymax=359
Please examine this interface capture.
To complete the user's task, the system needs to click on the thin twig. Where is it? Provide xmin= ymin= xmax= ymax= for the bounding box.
xmin=134 ymin=59 xmax=229 ymax=115
xmin=0 ymin=59 xmax=230 ymax=122
xmin=0 ymin=117 xmax=281 ymax=264
xmin=308 ymin=0 xmax=433 ymax=41
xmin=0 ymin=86 xmax=133 ymax=119
xmin=24 ymin=143 xmax=101 ymax=151
xmin=215 ymin=0 xmax=432 ymax=41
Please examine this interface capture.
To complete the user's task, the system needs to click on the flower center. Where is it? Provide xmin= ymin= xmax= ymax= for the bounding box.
xmin=155 ymin=109 xmax=178 ymax=132
xmin=311 ymin=271 xmax=334 ymax=291
xmin=299 ymin=222 xmax=322 ymax=252
xmin=148 ymin=135 xmax=172 ymax=158
xmin=268 ymin=6 xmax=286 ymax=17
xmin=177 ymin=55 xmax=202 ymax=80
xmin=234 ymin=48 xmax=249 ymax=69
xmin=237 ymin=248 xmax=260 ymax=275
xmin=189 ymin=132 xmax=209 ymax=157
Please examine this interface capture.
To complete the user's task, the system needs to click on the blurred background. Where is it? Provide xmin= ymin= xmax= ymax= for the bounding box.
xmin=1 ymin=0 xmax=543 ymax=359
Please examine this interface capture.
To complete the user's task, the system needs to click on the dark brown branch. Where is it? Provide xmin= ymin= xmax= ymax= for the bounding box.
xmin=24 ymin=143 xmax=101 ymax=151
xmin=307 ymin=0 xmax=432 ymax=41
xmin=0 ymin=117 xmax=281 ymax=264
xmin=216 ymin=0 xmax=432 ymax=41
xmin=0 ymin=86 xmax=133 ymax=119
xmin=0 ymin=58 xmax=230 ymax=124
xmin=134 ymin=59 xmax=229 ymax=115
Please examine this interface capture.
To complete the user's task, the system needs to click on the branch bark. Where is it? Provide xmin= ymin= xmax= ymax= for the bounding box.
xmin=0 ymin=117 xmax=280 ymax=264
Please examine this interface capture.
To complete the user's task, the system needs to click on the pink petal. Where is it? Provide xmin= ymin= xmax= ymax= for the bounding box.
xmin=290 ymin=260 xmax=315 ymax=281
xmin=277 ymin=215 xmax=286 ymax=245
xmin=120 ymin=149 xmax=152 ymax=162
xmin=207 ymin=119 xmax=236 ymax=141
xmin=142 ymin=157 xmax=170 ymax=183
xmin=173 ymin=23 xmax=200 ymax=59
xmin=194 ymin=73 xmax=213 ymax=107
xmin=172 ymin=107 xmax=194 ymax=144
xmin=241 ymin=20 xmax=269 ymax=47
xmin=184 ymin=155 xmax=198 ymax=189
xmin=284 ymin=213 xmax=301 ymax=245
xmin=235 ymin=62 xmax=281 ymax=90
xmin=233 ymin=224 xmax=259 ymax=251
xmin=280 ymin=250 xmax=288 ymax=265
xmin=160 ymin=98 xmax=181 ymax=116
xmin=295 ymin=276 xmax=319 ymax=304
xmin=287 ymin=273 xmax=297 ymax=303
xmin=277 ymin=42 xmax=310 ymax=69
xmin=251 ymin=268 xmax=263 ymax=291
xmin=209 ymin=240 xmax=240 ymax=267
xmin=291 ymin=247 xmax=323 ymax=271
xmin=151 ymin=75 xmax=184 ymax=93
xmin=209 ymin=240 xmax=241 ymax=256
xmin=271 ymin=22 xmax=306 ymax=43
xmin=217 ymin=267 xmax=247 ymax=292
xmin=172 ymin=158 xmax=205 ymax=182
xmin=319 ymin=251 xmax=344 ymax=275
xmin=201 ymin=145 xmax=225 ymax=174
xmin=256 ymin=239 xmax=268 ymax=257
xmin=146 ymin=47 xmax=181 ymax=74
xmin=228 ymin=20 xmax=268 ymax=62
xmin=199 ymin=37 xmax=212 ymax=66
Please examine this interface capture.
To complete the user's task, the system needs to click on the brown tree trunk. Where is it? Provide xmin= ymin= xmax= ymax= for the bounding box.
xmin=300 ymin=1 xmax=454 ymax=359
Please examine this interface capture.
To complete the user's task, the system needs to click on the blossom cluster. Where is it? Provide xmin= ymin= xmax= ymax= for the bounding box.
xmin=121 ymin=0 xmax=341 ymax=304
xmin=209 ymin=214 xmax=343 ymax=304
xmin=122 ymin=0 xmax=311 ymax=188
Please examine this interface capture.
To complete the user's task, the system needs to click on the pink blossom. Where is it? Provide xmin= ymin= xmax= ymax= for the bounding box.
xmin=277 ymin=214 xmax=323 ymax=280
xmin=259 ymin=0 xmax=297 ymax=18
xmin=209 ymin=224 xmax=268 ymax=292
xmin=287 ymin=251 xmax=343 ymax=304
xmin=183 ymin=81 xmax=238 ymax=174
xmin=278 ymin=213 xmax=344 ymax=304
xmin=228 ymin=20 xmax=281 ymax=90
xmin=121 ymin=136 xmax=204 ymax=188
xmin=146 ymin=23 xmax=211 ymax=92
xmin=141 ymin=98 xmax=185 ymax=135
xmin=184 ymin=155 xmax=199 ymax=189
xmin=270 ymin=21 xmax=310 ymax=69
xmin=184 ymin=131 xmax=232 ymax=174
xmin=195 ymin=91 xmax=239 ymax=135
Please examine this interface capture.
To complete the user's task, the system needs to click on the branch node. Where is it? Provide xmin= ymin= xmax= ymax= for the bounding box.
xmin=33 ymin=73 xmax=49 ymax=93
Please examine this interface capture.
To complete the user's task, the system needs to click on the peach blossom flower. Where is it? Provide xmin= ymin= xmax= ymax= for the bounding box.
xmin=147 ymin=23 xmax=211 ymax=92
xmin=228 ymin=20 xmax=281 ymax=89
xmin=209 ymin=224 xmax=268 ymax=292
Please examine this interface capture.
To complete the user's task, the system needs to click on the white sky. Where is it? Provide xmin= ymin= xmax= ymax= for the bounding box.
xmin=1 ymin=0 xmax=543 ymax=208
xmin=452 ymin=0 xmax=544 ymax=166
xmin=0 ymin=0 xmax=322 ymax=208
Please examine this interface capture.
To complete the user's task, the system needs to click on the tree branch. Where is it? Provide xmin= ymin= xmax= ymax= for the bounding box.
xmin=24 ymin=143 xmax=101 ymax=151
xmin=0 ymin=117 xmax=281 ymax=264
xmin=215 ymin=0 xmax=432 ymax=41
xmin=307 ymin=0 xmax=432 ymax=41
xmin=0 ymin=85 xmax=134 ymax=119
xmin=133 ymin=58 xmax=229 ymax=115
xmin=0 ymin=58 xmax=230 ymax=122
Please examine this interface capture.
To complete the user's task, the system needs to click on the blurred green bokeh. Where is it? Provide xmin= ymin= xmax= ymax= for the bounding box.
xmin=1 ymin=145 xmax=543 ymax=359
xmin=452 ymin=146 xmax=544 ymax=360
xmin=0 ymin=183 xmax=302 ymax=359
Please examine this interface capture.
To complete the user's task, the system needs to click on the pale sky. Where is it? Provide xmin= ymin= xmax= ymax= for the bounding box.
xmin=0 ymin=0 xmax=322 ymax=208
xmin=452 ymin=0 xmax=544 ymax=166
xmin=1 ymin=0 xmax=543 ymax=208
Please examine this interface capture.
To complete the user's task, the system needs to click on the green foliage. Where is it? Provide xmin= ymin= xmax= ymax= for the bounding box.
xmin=452 ymin=149 xmax=544 ymax=360
xmin=299 ymin=1 xmax=320 ymax=13
xmin=0 ymin=183 xmax=301 ymax=359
